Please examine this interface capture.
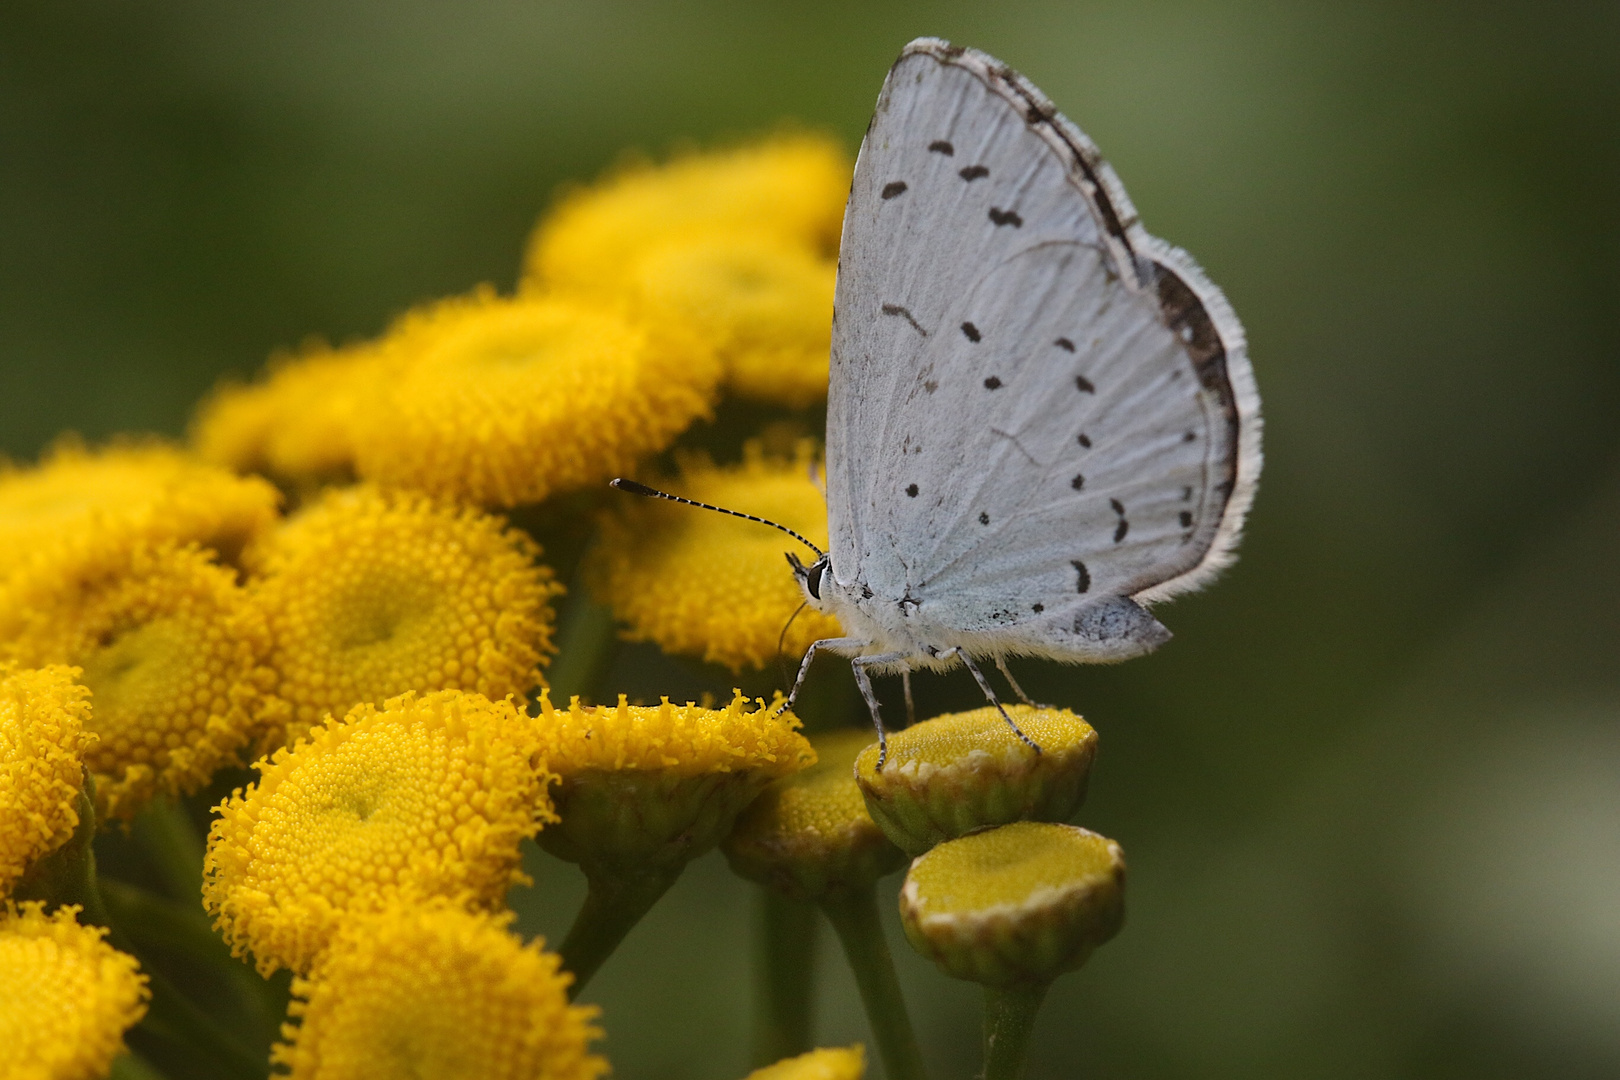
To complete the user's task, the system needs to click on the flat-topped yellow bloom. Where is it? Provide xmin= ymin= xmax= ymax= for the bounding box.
xmin=0 ymin=902 xmax=149 ymax=1079
xmin=351 ymin=289 xmax=720 ymax=506
xmin=205 ymin=690 xmax=552 ymax=976
xmin=0 ymin=665 xmax=94 ymax=894
xmin=524 ymin=133 xmax=849 ymax=291
xmin=0 ymin=439 xmax=278 ymax=591
xmin=745 ymin=1046 xmax=866 ymax=1080
xmin=273 ymin=903 xmax=607 ymax=1080
xmin=586 ymin=442 xmax=840 ymax=671
xmin=245 ymin=485 xmax=562 ymax=749
xmin=626 ymin=234 xmax=834 ymax=408
xmin=1 ymin=544 xmax=273 ymax=820
xmin=535 ymin=691 xmax=813 ymax=874
xmin=191 ymin=338 xmax=391 ymax=481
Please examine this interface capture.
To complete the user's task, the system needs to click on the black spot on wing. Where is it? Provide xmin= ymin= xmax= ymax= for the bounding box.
xmin=1033 ymin=603 xmax=1044 ymax=613
xmin=1179 ymin=511 xmax=1194 ymax=527
xmin=1074 ymin=375 xmax=1095 ymax=393
xmin=1071 ymin=560 xmax=1090 ymax=593
xmin=929 ymin=140 xmax=955 ymax=155
xmin=960 ymin=321 xmax=981 ymax=342
xmin=1054 ymin=337 xmax=1075 ymax=352
xmin=881 ymin=181 xmax=908 ymax=199
xmin=1109 ymin=498 xmax=1125 ymax=515
xmin=1109 ymin=499 xmax=1129 ymax=544
xmin=1183 ymin=430 xmax=1197 ymax=442
xmin=1077 ymin=433 xmax=1091 ymax=448
xmin=978 ymin=512 xmax=989 ymax=525
xmin=988 ymin=207 xmax=1023 ymax=227
xmin=983 ymin=377 xmax=1002 ymax=390
xmin=880 ymin=303 xmax=927 ymax=336
xmin=959 ymin=165 xmax=989 ymax=181
xmin=924 ymin=380 xmax=938 ymax=394
xmin=1070 ymin=473 xmax=1084 ymax=490
xmin=906 ymin=484 xmax=919 ymax=498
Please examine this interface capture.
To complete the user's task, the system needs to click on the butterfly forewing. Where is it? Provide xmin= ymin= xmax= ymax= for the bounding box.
xmin=827 ymin=40 xmax=1258 ymax=654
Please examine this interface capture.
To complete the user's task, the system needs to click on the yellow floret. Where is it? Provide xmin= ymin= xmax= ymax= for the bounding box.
xmin=204 ymin=690 xmax=552 ymax=976
xmin=191 ymin=338 xmax=391 ymax=482
xmin=245 ymin=485 xmax=563 ymax=749
xmin=524 ymin=133 xmax=850 ymax=291
xmin=272 ymin=903 xmax=607 ymax=1080
xmin=0 ymin=665 xmax=95 ymax=894
xmin=350 ymin=289 xmax=721 ymax=506
xmin=0 ymin=902 xmax=149 ymax=1080
xmin=626 ymin=234 xmax=834 ymax=408
xmin=0 ymin=438 xmax=279 ymax=592
xmin=586 ymin=441 xmax=840 ymax=671
xmin=745 ymin=1046 xmax=866 ymax=1080
xmin=0 ymin=544 xmax=273 ymax=820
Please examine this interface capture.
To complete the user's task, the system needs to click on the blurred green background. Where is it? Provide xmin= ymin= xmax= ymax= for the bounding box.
xmin=5 ymin=2 xmax=1619 ymax=1078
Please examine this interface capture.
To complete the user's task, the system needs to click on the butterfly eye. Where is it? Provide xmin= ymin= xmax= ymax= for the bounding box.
xmin=805 ymin=557 xmax=827 ymax=601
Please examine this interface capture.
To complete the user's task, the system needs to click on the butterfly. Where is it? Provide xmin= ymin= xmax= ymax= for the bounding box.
xmin=619 ymin=37 xmax=1261 ymax=765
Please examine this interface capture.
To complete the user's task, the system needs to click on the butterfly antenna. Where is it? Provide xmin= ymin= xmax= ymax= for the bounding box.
xmin=610 ymin=478 xmax=825 ymax=558
xmin=776 ymin=601 xmax=808 ymax=690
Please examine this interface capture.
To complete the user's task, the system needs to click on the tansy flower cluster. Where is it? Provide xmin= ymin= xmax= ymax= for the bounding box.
xmin=0 ymin=124 xmax=1126 ymax=1080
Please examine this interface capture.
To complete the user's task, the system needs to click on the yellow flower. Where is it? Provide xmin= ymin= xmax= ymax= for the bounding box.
xmin=191 ymin=339 xmax=390 ymax=482
xmin=626 ymin=234 xmax=834 ymax=408
xmin=586 ymin=441 xmax=840 ymax=671
xmin=204 ymin=690 xmax=552 ymax=976
xmin=350 ymin=288 xmax=720 ymax=506
xmin=536 ymin=691 xmax=814 ymax=874
xmin=0 ymin=901 xmax=149 ymax=1080
xmin=272 ymin=903 xmax=607 ymax=1080
xmin=744 ymin=1046 xmax=866 ymax=1080
xmin=0 ymin=544 xmax=273 ymax=820
xmin=0 ymin=438 xmax=279 ymax=590
xmin=524 ymin=133 xmax=849 ymax=292
xmin=245 ymin=485 xmax=563 ymax=748
xmin=0 ymin=665 xmax=94 ymax=895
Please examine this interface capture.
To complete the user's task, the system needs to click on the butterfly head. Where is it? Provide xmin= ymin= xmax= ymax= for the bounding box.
xmin=785 ymin=551 xmax=830 ymax=606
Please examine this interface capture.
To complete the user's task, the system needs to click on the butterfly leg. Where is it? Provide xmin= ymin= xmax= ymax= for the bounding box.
xmin=945 ymin=649 xmax=1042 ymax=755
xmin=900 ymin=668 xmax=916 ymax=727
xmin=777 ymin=637 xmax=871 ymax=718
xmin=994 ymin=657 xmax=1053 ymax=711
xmin=850 ymin=651 xmax=910 ymax=770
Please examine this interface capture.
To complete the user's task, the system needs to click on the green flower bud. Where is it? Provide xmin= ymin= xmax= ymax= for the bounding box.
xmin=899 ymin=821 xmax=1124 ymax=986
xmin=724 ymin=729 xmax=906 ymax=900
xmin=855 ymin=706 xmax=1097 ymax=855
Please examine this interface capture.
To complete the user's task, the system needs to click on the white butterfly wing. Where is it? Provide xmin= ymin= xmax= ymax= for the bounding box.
xmin=826 ymin=39 xmax=1261 ymax=657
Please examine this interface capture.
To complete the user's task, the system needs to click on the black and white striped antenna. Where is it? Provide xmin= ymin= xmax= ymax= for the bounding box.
xmin=609 ymin=478 xmax=825 ymax=559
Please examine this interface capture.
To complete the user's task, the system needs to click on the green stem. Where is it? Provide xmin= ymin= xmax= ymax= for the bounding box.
xmin=557 ymin=866 xmax=683 ymax=997
xmin=546 ymin=593 xmax=619 ymax=705
xmin=981 ymin=982 xmax=1050 ymax=1080
xmin=131 ymin=796 xmax=207 ymax=903
xmin=819 ymin=886 xmax=929 ymax=1080
xmin=751 ymin=889 xmax=818 ymax=1067
xmin=110 ymin=1052 xmax=170 ymax=1080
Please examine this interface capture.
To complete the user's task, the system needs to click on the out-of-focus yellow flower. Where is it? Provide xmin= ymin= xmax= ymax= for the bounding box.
xmin=0 ymin=901 xmax=149 ymax=1080
xmin=245 ymin=485 xmax=562 ymax=749
xmin=586 ymin=441 xmax=839 ymax=671
xmin=191 ymin=339 xmax=391 ymax=482
xmin=0 ymin=439 xmax=279 ymax=591
xmin=0 ymin=544 xmax=273 ymax=820
xmin=536 ymin=690 xmax=814 ymax=875
xmin=204 ymin=690 xmax=552 ymax=976
xmin=744 ymin=1046 xmax=866 ymax=1080
xmin=524 ymin=134 xmax=849 ymax=292
xmin=627 ymin=234 xmax=834 ymax=408
xmin=0 ymin=665 xmax=94 ymax=895
xmin=273 ymin=903 xmax=607 ymax=1080
xmin=350 ymin=289 xmax=720 ymax=506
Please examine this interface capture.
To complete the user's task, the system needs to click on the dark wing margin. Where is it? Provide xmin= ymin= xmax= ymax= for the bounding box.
xmin=896 ymin=37 xmax=1262 ymax=604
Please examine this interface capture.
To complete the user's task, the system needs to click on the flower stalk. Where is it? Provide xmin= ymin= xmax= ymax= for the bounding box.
xmin=557 ymin=865 xmax=684 ymax=996
xmin=981 ymin=982 xmax=1049 ymax=1080
xmin=819 ymin=886 xmax=930 ymax=1080
xmin=752 ymin=889 xmax=818 ymax=1066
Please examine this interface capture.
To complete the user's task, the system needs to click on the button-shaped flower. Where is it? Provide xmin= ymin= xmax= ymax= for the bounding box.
xmin=0 ymin=665 xmax=94 ymax=895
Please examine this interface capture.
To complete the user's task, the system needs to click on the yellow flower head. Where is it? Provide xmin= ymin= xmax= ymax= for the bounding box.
xmin=536 ymin=690 xmax=814 ymax=874
xmin=0 ymin=544 xmax=272 ymax=820
xmin=272 ymin=903 xmax=607 ymax=1080
xmin=586 ymin=441 xmax=840 ymax=671
xmin=245 ymin=485 xmax=563 ymax=749
xmin=191 ymin=338 xmax=390 ymax=482
xmin=745 ymin=1046 xmax=866 ymax=1080
xmin=350 ymin=288 xmax=720 ymax=506
xmin=0 ymin=902 xmax=149 ymax=1080
xmin=0 ymin=439 xmax=279 ymax=590
xmin=204 ymin=690 xmax=552 ymax=976
xmin=626 ymin=234 xmax=834 ymax=408
xmin=524 ymin=133 xmax=850 ymax=292
xmin=0 ymin=665 xmax=95 ymax=895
